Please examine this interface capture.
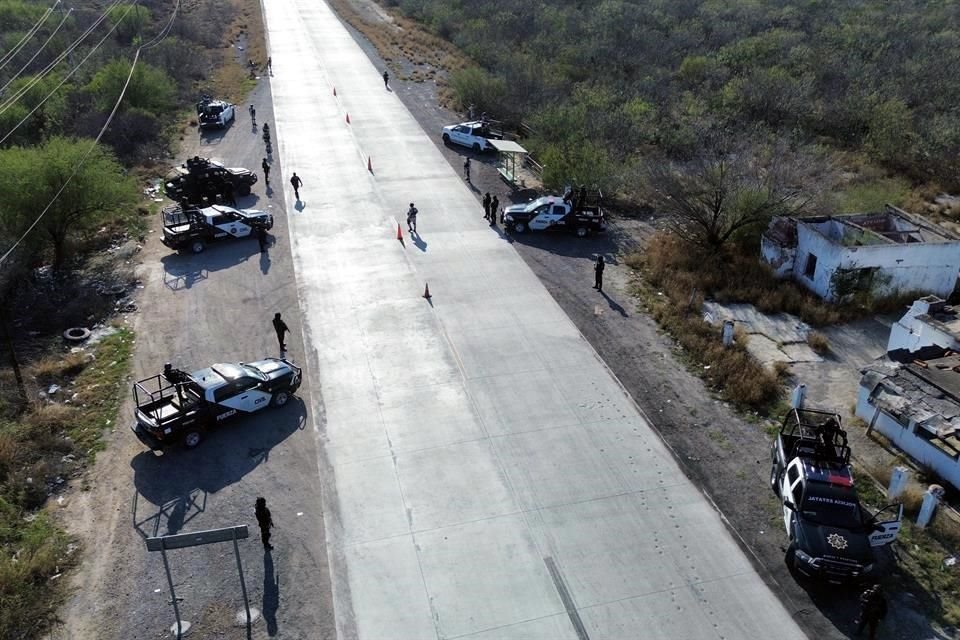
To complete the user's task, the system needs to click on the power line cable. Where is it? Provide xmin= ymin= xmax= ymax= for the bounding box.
xmin=0 ymin=8 xmax=73 ymax=97
xmin=0 ymin=0 xmax=182 ymax=267
xmin=0 ymin=0 xmax=123 ymax=116
xmin=0 ymin=3 xmax=56 ymax=72
xmin=0 ymin=4 xmax=131 ymax=145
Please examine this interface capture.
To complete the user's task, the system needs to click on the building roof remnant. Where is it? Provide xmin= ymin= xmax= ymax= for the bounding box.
xmin=861 ymin=352 xmax=960 ymax=455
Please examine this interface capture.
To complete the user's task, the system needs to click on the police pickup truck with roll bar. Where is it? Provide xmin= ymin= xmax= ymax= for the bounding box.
xmin=503 ymin=189 xmax=606 ymax=237
xmin=160 ymin=203 xmax=273 ymax=254
xmin=131 ymin=358 xmax=302 ymax=450
xmin=770 ymin=408 xmax=903 ymax=583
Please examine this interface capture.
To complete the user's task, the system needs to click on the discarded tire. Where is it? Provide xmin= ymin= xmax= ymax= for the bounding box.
xmin=63 ymin=327 xmax=91 ymax=342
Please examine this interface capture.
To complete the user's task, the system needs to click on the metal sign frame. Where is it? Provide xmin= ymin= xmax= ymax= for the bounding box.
xmin=146 ymin=525 xmax=252 ymax=638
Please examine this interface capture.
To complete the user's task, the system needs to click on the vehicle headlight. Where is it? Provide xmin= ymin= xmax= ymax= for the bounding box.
xmin=505 ymin=214 xmax=514 ymax=221
xmin=795 ymin=549 xmax=819 ymax=567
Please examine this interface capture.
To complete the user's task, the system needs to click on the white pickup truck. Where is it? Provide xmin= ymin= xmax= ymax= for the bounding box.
xmin=441 ymin=120 xmax=503 ymax=152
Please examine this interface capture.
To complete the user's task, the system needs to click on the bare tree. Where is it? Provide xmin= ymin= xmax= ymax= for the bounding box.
xmin=645 ymin=135 xmax=832 ymax=250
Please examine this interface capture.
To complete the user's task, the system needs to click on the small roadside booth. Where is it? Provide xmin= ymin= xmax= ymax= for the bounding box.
xmin=489 ymin=139 xmax=529 ymax=188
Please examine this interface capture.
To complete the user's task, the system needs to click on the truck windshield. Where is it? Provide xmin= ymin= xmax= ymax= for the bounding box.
xmin=801 ymin=487 xmax=863 ymax=529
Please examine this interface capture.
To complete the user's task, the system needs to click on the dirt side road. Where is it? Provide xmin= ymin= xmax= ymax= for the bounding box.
xmin=51 ymin=81 xmax=335 ymax=640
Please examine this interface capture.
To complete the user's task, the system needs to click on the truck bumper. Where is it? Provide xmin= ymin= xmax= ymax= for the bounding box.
xmin=791 ymin=550 xmax=872 ymax=583
xmin=131 ymin=422 xmax=165 ymax=451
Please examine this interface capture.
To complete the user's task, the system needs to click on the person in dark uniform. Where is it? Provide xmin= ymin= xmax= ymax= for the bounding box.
xmin=382 ymin=69 xmax=389 ymax=88
xmin=407 ymin=203 xmax=418 ymax=233
xmin=272 ymin=313 xmax=289 ymax=352
xmin=255 ymin=497 xmax=274 ymax=550
xmin=594 ymin=255 xmax=605 ymax=291
xmin=463 ymin=157 xmax=471 ymax=182
xmin=223 ymin=180 xmax=236 ymax=206
xmin=262 ymin=158 xmax=270 ymax=185
xmin=482 ymin=192 xmax=491 ymax=220
xmin=290 ymin=172 xmax=302 ymax=200
xmin=856 ymin=584 xmax=887 ymax=639
xmin=490 ymin=195 xmax=499 ymax=226
xmin=257 ymin=225 xmax=269 ymax=253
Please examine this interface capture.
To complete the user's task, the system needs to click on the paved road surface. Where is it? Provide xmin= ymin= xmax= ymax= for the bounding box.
xmin=264 ymin=1 xmax=808 ymax=638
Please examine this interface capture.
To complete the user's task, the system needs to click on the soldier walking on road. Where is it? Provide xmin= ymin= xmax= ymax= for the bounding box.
xmin=856 ymin=584 xmax=887 ymax=640
xmin=594 ymin=255 xmax=605 ymax=291
xmin=406 ymin=203 xmax=418 ymax=233
xmin=382 ymin=69 xmax=389 ymax=89
xmin=249 ymin=104 xmax=256 ymax=124
xmin=255 ymin=497 xmax=274 ymax=551
xmin=482 ymin=192 xmax=491 ymax=220
xmin=272 ymin=313 xmax=289 ymax=353
xmin=463 ymin=157 xmax=471 ymax=182
xmin=490 ymin=195 xmax=499 ymax=226
xmin=267 ymin=56 xmax=273 ymax=74
xmin=262 ymin=158 xmax=270 ymax=185
xmin=290 ymin=172 xmax=302 ymax=200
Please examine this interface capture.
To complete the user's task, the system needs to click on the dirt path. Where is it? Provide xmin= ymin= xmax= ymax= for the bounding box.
xmin=51 ymin=81 xmax=335 ymax=640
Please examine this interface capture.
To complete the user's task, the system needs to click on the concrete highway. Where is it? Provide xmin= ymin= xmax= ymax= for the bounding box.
xmin=263 ymin=0 xmax=809 ymax=638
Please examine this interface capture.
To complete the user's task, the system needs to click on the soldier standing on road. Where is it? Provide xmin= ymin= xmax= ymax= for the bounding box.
xmin=482 ymin=192 xmax=491 ymax=220
xmin=382 ymin=69 xmax=389 ymax=89
xmin=594 ymin=255 xmax=605 ymax=291
xmin=856 ymin=584 xmax=887 ymax=640
xmin=272 ymin=312 xmax=289 ymax=353
xmin=257 ymin=225 xmax=269 ymax=253
xmin=249 ymin=104 xmax=256 ymax=124
xmin=463 ymin=157 xmax=471 ymax=182
xmin=267 ymin=56 xmax=273 ymax=74
xmin=262 ymin=158 xmax=270 ymax=185
xmin=290 ymin=172 xmax=302 ymax=200
xmin=406 ymin=202 xmax=418 ymax=233
xmin=255 ymin=497 xmax=274 ymax=551
xmin=490 ymin=195 xmax=499 ymax=226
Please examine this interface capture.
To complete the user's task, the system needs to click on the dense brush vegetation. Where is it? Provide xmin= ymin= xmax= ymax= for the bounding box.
xmin=391 ymin=0 xmax=960 ymax=192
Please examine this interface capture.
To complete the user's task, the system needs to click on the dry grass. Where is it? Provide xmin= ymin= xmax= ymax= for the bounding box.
xmin=31 ymin=352 xmax=89 ymax=384
xmin=772 ymin=360 xmax=791 ymax=380
xmin=631 ymin=249 xmax=783 ymax=410
xmin=636 ymin=233 xmax=848 ymax=327
xmin=806 ymin=331 xmax=830 ymax=354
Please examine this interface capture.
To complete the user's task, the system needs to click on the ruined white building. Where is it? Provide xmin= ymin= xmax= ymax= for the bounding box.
xmin=761 ymin=205 xmax=960 ymax=301
xmin=858 ymin=357 xmax=960 ymax=492
xmin=887 ymin=295 xmax=960 ymax=358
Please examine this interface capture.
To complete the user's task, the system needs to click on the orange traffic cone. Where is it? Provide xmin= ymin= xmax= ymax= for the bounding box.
xmin=367 ymin=156 xmax=373 ymax=172
xmin=346 ymin=113 xmax=351 ymax=124
xmin=396 ymin=223 xmax=403 ymax=241
xmin=423 ymin=282 xmax=432 ymax=299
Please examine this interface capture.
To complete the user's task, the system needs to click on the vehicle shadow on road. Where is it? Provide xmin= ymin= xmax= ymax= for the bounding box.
xmin=130 ymin=398 xmax=307 ymax=538
xmin=161 ymin=242 xmax=262 ymax=290
xmin=199 ymin=127 xmax=230 ymax=146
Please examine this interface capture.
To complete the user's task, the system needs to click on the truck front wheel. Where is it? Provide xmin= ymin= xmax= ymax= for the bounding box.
xmin=442 ymin=133 xmax=451 ymax=144
xmin=513 ymin=221 xmax=528 ymax=233
xmin=271 ymin=391 xmax=290 ymax=407
xmin=191 ymin=240 xmax=206 ymax=254
xmin=576 ymin=227 xmax=589 ymax=238
xmin=182 ymin=430 xmax=203 ymax=448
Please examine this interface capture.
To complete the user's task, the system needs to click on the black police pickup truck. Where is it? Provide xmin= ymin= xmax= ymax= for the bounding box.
xmin=131 ymin=359 xmax=302 ymax=450
xmin=771 ymin=408 xmax=903 ymax=583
